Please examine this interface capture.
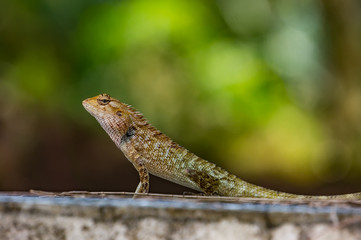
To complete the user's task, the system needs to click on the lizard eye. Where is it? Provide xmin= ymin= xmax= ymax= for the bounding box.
xmin=97 ymin=98 xmax=110 ymax=105
xmin=116 ymin=111 xmax=122 ymax=116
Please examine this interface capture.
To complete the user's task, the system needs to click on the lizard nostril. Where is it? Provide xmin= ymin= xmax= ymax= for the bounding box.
xmin=116 ymin=111 xmax=122 ymax=116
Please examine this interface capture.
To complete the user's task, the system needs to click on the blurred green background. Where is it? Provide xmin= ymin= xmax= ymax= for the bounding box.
xmin=1 ymin=0 xmax=361 ymax=195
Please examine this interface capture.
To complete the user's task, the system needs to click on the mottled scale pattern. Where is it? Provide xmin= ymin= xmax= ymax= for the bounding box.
xmin=83 ymin=94 xmax=361 ymax=199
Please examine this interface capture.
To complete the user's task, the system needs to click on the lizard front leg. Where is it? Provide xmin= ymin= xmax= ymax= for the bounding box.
xmin=133 ymin=158 xmax=149 ymax=193
xmin=121 ymin=143 xmax=149 ymax=193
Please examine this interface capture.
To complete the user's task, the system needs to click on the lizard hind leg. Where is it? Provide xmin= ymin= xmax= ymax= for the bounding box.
xmin=185 ymin=168 xmax=220 ymax=195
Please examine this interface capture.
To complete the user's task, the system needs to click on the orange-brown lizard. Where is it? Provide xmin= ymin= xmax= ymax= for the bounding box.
xmin=82 ymin=93 xmax=361 ymax=199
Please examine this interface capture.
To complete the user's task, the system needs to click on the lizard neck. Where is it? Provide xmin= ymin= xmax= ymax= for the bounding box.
xmin=120 ymin=126 xmax=137 ymax=144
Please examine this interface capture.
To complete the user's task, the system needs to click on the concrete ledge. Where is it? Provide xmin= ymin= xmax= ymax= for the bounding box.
xmin=1 ymin=192 xmax=361 ymax=240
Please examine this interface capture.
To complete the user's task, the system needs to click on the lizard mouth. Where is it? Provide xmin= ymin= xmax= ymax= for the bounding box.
xmin=82 ymin=99 xmax=90 ymax=109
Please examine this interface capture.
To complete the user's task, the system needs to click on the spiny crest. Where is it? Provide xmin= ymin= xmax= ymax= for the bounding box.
xmin=123 ymin=102 xmax=170 ymax=140
xmin=124 ymin=103 xmax=149 ymax=126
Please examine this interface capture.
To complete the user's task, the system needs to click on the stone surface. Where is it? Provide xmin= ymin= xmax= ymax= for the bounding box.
xmin=1 ymin=193 xmax=361 ymax=240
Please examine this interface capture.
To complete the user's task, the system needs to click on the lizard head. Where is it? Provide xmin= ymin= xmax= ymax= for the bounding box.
xmin=82 ymin=93 xmax=134 ymax=144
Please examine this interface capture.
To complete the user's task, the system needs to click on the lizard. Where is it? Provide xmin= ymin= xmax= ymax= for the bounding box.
xmin=82 ymin=93 xmax=361 ymax=199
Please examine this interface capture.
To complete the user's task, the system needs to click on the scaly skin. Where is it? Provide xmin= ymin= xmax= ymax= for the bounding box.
xmin=82 ymin=93 xmax=361 ymax=199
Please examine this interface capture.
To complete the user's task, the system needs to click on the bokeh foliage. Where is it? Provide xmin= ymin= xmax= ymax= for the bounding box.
xmin=1 ymin=0 xmax=361 ymax=193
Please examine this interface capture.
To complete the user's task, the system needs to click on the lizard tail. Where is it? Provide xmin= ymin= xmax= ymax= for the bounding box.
xmin=187 ymin=159 xmax=361 ymax=199
xmin=229 ymin=176 xmax=361 ymax=200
